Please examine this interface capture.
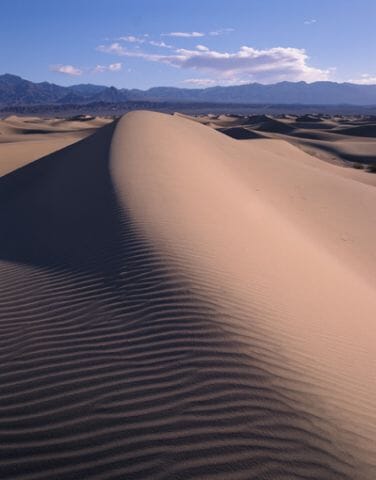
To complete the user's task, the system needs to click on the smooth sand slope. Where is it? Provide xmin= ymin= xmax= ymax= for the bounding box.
xmin=0 ymin=111 xmax=375 ymax=479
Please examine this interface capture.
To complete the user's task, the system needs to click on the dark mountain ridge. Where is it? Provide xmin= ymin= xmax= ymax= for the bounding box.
xmin=1 ymin=73 xmax=376 ymax=106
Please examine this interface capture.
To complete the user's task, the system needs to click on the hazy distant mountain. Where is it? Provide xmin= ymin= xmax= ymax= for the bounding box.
xmin=90 ymin=86 xmax=129 ymax=103
xmin=141 ymin=82 xmax=376 ymax=105
xmin=1 ymin=73 xmax=376 ymax=106
xmin=56 ymin=92 xmax=88 ymax=105
xmin=67 ymin=83 xmax=108 ymax=97
xmin=0 ymin=74 xmax=66 ymax=105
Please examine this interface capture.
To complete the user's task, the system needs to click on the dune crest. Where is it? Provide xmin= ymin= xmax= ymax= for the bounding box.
xmin=0 ymin=111 xmax=375 ymax=479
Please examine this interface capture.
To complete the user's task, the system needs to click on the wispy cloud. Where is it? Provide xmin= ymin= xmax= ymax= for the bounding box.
xmin=209 ymin=28 xmax=234 ymax=36
xmin=118 ymin=35 xmax=147 ymax=44
xmin=98 ymin=42 xmax=330 ymax=84
xmin=161 ymin=31 xmax=204 ymax=38
xmin=161 ymin=28 xmax=234 ymax=38
xmin=49 ymin=64 xmax=83 ymax=76
xmin=304 ymin=19 xmax=317 ymax=25
xmin=117 ymin=35 xmax=174 ymax=49
xmin=348 ymin=73 xmax=376 ymax=85
xmin=98 ymin=42 xmax=126 ymax=56
xmin=148 ymin=40 xmax=173 ymax=49
xmin=93 ymin=62 xmax=122 ymax=73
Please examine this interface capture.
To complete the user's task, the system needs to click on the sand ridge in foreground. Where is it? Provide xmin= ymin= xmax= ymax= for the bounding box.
xmin=0 ymin=111 xmax=375 ymax=479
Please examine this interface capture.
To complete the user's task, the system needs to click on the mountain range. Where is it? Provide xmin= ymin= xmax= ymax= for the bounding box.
xmin=1 ymin=73 xmax=376 ymax=106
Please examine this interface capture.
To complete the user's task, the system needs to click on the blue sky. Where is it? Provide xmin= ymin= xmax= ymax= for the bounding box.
xmin=1 ymin=0 xmax=376 ymax=88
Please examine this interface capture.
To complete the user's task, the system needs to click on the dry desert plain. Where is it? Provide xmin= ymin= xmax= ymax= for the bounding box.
xmin=0 ymin=111 xmax=375 ymax=479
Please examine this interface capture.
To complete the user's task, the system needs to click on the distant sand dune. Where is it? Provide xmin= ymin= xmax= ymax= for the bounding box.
xmin=218 ymin=126 xmax=264 ymax=139
xmin=0 ymin=115 xmax=112 ymax=176
xmin=333 ymin=124 xmax=376 ymax=137
xmin=0 ymin=111 xmax=375 ymax=479
xmin=204 ymin=112 xmax=376 ymax=184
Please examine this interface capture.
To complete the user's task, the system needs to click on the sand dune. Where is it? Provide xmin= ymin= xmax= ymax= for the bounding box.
xmin=197 ymin=113 xmax=376 ymax=183
xmin=0 ymin=111 xmax=375 ymax=479
xmin=334 ymin=124 xmax=376 ymax=137
xmin=218 ymin=126 xmax=265 ymax=139
xmin=0 ymin=115 xmax=112 ymax=176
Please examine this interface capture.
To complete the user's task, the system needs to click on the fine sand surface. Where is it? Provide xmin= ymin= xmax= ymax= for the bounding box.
xmin=0 ymin=115 xmax=112 ymax=176
xmin=0 ymin=111 xmax=375 ymax=479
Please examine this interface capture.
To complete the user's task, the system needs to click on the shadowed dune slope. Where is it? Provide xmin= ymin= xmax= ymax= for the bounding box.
xmin=0 ymin=111 xmax=375 ymax=480
xmin=218 ymin=126 xmax=265 ymax=139
xmin=333 ymin=124 xmax=376 ymax=137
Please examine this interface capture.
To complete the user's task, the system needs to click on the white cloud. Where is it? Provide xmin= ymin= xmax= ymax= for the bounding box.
xmin=149 ymin=40 xmax=173 ymax=49
xmin=196 ymin=45 xmax=209 ymax=51
xmin=348 ymin=74 xmax=376 ymax=85
xmin=108 ymin=62 xmax=122 ymax=71
xmin=98 ymin=43 xmax=330 ymax=84
xmin=50 ymin=61 xmax=123 ymax=76
xmin=50 ymin=64 xmax=83 ymax=76
xmin=162 ymin=31 xmax=204 ymax=38
xmin=97 ymin=42 xmax=127 ymax=56
xmin=182 ymin=78 xmax=217 ymax=87
xmin=93 ymin=62 xmax=122 ymax=73
xmin=304 ymin=19 xmax=317 ymax=25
